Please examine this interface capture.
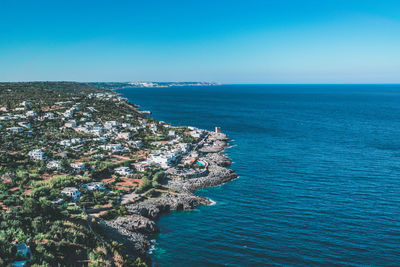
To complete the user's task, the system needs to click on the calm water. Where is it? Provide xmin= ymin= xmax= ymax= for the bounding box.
xmin=118 ymin=85 xmax=400 ymax=266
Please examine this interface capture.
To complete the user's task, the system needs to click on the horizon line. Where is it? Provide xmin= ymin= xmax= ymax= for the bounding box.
xmin=0 ymin=80 xmax=400 ymax=86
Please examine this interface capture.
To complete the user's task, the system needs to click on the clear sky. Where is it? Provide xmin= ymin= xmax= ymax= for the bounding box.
xmin=1 ymin=0 xmax=400 ymax=83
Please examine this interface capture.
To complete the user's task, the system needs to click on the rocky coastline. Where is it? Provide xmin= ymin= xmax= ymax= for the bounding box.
xmin=101 ymin=131 xmax=238 ymax=261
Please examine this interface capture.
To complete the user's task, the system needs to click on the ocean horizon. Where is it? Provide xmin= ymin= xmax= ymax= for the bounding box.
xmin=118 ymin=84 xmax=400 ymax=266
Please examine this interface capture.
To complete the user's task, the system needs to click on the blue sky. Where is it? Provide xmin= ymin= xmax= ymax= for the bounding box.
xmin=1 ymin=0 xmax=399 ymax=83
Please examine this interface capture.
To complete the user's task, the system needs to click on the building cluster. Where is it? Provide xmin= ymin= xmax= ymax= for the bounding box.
xmin=0 ymin=92 xmax=213 ymax=207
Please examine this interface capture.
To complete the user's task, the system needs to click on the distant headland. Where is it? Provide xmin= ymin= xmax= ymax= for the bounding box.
xmin=89 ymin=81 xmax=222 ymax=90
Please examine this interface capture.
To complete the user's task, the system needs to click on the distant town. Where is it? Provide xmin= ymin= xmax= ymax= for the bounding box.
xmin=0 ymin=82 xmax=235 ymax=266
xmin=89 ymin=81 xmax=221 ymax=90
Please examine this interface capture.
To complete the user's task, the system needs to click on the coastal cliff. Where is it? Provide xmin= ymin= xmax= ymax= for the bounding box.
xmin=101 ymin=131 xmax=238 ymax=261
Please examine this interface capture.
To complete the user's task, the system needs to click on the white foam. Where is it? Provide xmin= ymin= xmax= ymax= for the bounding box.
xmin=208 ymin=198 xmax=217 ymax=206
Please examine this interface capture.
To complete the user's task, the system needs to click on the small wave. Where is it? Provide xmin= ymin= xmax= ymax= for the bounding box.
xmin=226 ymin=144 xmax=237 ymax=149
xmin=208 ymin=198 xmax=217 ymax=206
xmin=147 ymin=239 xmax=157 ymax=255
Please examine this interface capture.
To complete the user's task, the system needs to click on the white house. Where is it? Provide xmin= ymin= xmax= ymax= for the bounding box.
xmin=83 ymin=182 xmax=105 ymax=191
xmin=20 ymin=101 xmax=31 ymax=107
xmin=61 ymin=187 xmax=81 ymax=201
xmin=0 ymin=116 xmax=11 ymax=121
xmin=134 ymin=161 xmax=150 ymax=172
xmin=43 ymin=112 xmax=55 ymax=120
xmin=70 ymin=162 xmax=86 ymax=171
xmin=64 ymin=120 xmax=77 ymax=128
xmin=7 ymin=127 xmax=23 ymax=133
xmin=121 ymin=123 xmax=132 ymax=129
xmin=60 ymin=140 xmax=72 ymax=146
xmin=18 ymin=122 xmax=31 ymax=129
xmin=63 ymin=111 xmax=73 ymax=118
xmin=92 ymin=137 xmax=107 ymax=143
xmin=26 ymin=111 xmax=37 ymax=117
xmin=28 ymin=149 xmax=45 ymax=161
xmin=75 ymin=125 xmax=89 ymax=133
xmin=104 ymin=121 xmax=118 ymax=129
xmin=47 ymin=160 xmax=62 ymax=170
xmin=117 ymin=132 xmax=130 ymax=140
xmin=114 ymin=166 xmax=134 ymax=176
xmin=91 ymin=127 xmax=103 ymax=136
xmin=85 ymin=121 xmax=96 ymax=127
xmin=148 ymin=152 xmax=177 ymax=168
xmin=71 ymin=138 xmax=83 ymax=145
xmin=99 ymin=144 xmax=126 ymax=153
xmin=149 ymin=124 xmax=158 ymax=133
xmin=168 ymin=130 xmax=176 ymax=137
xmin=128 ymin=140 xmax=143 ymax=149
xmin=189 ymin=129 xmax=205 ymax=138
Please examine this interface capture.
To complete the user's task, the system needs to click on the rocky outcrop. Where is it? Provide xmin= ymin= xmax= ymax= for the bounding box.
xmin=205 ymin=153 xmax=232 ymax=167
xmin=167 ymin=164 xmax=237 ymax=192
xmin=101 ymin=193 xmax=211 ymax=257
xmin=126 ymin=193 xmax=211 ymax=220
xmin=109 ymin=215 xmax=159 ymax=234
xmin=100 ymin=220 xmax=150 ymax=256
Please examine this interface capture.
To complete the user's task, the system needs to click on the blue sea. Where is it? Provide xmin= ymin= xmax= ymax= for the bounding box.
xmin=118 ymin=85 xmax=400 ymax=266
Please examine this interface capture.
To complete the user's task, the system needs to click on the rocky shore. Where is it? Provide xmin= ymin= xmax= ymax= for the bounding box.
xmin=101 ymin=131 xmax=237 ymax=261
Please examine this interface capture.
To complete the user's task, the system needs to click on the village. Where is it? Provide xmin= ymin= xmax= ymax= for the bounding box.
xmin=0 ymin=83 xmax=232 ymax=266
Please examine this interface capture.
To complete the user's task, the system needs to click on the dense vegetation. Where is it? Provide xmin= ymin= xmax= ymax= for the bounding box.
xmin=0 ymin=82 xmax=151 ymax=266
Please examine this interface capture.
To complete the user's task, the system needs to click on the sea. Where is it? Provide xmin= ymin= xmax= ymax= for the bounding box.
xmin=117 ymin=84 xmax=400 ymax=266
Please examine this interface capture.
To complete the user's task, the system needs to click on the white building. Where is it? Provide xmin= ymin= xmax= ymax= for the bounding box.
xmin=7 ymin=127 xmax=23 ymax=133
xmin=18 ymin=122 xmax=31 ymax=129
xmin=43 ymin=112 xmax=55 ymax=120
xmin=85 ymin=121 xmax=96 ymax=127
xmin=121 ymin=123 xmax=132 ymax=129
xmin=0 ymin=116 xmax=10 ymax=121
xmin=91 ymin=127 xmax=103 ymax=136
xmin=114 ymin=166 xmax=134 ymax=176
xmin=70 ymin=162 xmax=86 ymax=171
xmin=63 ymin=110 xmax=73 ymax=118
xmin=64 ymin=120 xmax=77 ymax=128
xmin=149 ymin=151 xmax=177 ymax=169
xmin=168 ymin=130 xmax=176 ymax=137
xmin=134 ymin=161 xmax=150 ymax=172
xmin=117 ymin=132 xmax=130 ymax=140
xmin=61 ymin=187 xmax=81 ymax=201
xmin=99 ymin=144 xmax=126 ymax=153
xmin=20 ymin=101 xmax=31 ymax=107
xmin=128 ymin=140 xmax=143 ymax=149
xmin=59 ymin=140 xmax=72 ymax=146
xmin=83 ymin=182 xmax=105 ymax=191
xmin=26 ymin=111 xmax=37 ymax=117
xmin=75 ymin=125 xmax=89 ymax=133
xmin=104 ymin=121 xmax=118 ymax=129
xmin=47 ymin=160 xmax=62 ymax=170
xmin=28 ymin=149 xmax=45 ymax=161
xmin=92 ymin=137 xmax=107 ymax=143
xmin=189 ymin=129 xmax=205 ymax=138
xmin=149 ymin=124 xmax=158 ymax=133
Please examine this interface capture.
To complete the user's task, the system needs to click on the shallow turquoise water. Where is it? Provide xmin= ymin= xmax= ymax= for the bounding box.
xmin=118 ymin=85 xmax=400 ymax=266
